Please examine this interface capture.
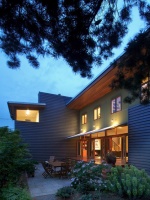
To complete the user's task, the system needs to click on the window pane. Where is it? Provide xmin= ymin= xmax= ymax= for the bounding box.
xmin=116 ymin=97 xmax=121 ymax=111
xmin=141 ymin=82 xmax=149 ymax=102
xmin=111 ymin=99 xmax=116 ymax=113
xmin=85 ymin=114 xmax=87 ymax=124
xmin=94 ymin=109 xmax=97 ymax=120
xmin=82 ymin=115 xmax=84 ymax=124
xmin=16 ymin=110 xmax=39 ymax=122
xmin=82 ymin=114 xmax=87 ymax=124
xmin=98 ymin=107 xmax=101 ymax=118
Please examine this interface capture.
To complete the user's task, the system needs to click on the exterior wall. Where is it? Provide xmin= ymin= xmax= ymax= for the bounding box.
xmin=80 ymin=89 xmax=139 ymax=132
xmin=128 ymin=104 xmax=150 ymax=175
xmin=15 ymin=92 xmax=79 ymax=162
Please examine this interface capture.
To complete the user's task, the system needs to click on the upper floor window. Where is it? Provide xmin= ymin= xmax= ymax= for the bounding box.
xmin=94 ymin=107 xmax=101 ymax=120
xmin=111 ymin=96 xmax=121 ymax=113
xmin=16 ymin=109 xmax=39 ymax=122
xmin=141 ymin=76 xmax=150 ymax=103
xmin=82 ymin=113 xmax=87 ymax=124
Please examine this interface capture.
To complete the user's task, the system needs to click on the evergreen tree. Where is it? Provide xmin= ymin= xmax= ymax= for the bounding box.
xmin=0 ymin=0 xmax=149 ymax=78
xmin=111 ymin=29 xmax=150 ymax=104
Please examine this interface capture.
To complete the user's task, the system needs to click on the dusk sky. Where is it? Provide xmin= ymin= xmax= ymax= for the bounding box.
xmin=0 ymin=7 xmax=146 ymax=129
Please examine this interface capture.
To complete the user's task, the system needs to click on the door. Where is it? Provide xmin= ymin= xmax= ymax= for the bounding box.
xmin=121 ymin=136 xmax=127 ymax=165
xmin=82 ymin=140 xmax=87 ymax=158
xmin=89 ymin=139 xmax=95 ymax=159
xmin=77 ymin=140 xmax=82 ymax=158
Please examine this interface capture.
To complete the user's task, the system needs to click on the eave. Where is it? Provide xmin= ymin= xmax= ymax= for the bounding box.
xmin=7 ymin=101 xmax=46 ymax=120
xmin=66 ymin=65 xmax=118 ymax=110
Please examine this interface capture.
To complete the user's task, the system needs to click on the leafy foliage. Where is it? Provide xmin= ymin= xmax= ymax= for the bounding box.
xmin=106 ymin=165 xmax=150 ymax=199
xmin=0 ymin=0 xmax=149 ymax=77
xmin=56 ymin=186 xmax=75 ymax=198
xmin=1 ymin=186 xmax=32 ymax=200
xmin=111 ymin=29 xmax=150 ymax=104
xmin=70 ymin=160 xmax=106 ymax=193
xmin=79 ymin=192 xmax=101 ymax=200
xmin=0 ymin=127 xmax=37 ymax=189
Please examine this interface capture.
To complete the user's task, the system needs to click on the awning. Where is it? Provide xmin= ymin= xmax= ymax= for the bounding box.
xmin=67 ymin=125 xmax=119 ymax=139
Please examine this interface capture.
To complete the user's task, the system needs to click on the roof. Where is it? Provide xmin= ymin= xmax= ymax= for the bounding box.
xmin=7 ymin=101 xmax=46 ymax=120
xmin=66 ymin=54 xmax=123 ymax=110
xmin=66 ymin=28 xmax=150 ymax=110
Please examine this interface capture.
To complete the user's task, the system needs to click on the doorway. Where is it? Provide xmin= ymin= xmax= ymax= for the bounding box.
xmin=105 ymin=136 xmax=128 ymax=165
xmin=77 ymin=135 xmax=128 ymax=165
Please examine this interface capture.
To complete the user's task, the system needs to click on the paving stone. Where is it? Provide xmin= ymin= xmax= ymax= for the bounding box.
xmin=27 ymin=163 xmax=71 ymax=199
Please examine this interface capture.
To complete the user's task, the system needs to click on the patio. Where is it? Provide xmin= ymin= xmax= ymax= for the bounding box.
xmin=27 ymin=163 xmax=72 ymax=200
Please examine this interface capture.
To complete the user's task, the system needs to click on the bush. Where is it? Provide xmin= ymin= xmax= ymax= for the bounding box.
xmin=1 ymin=185 xmax=32 ymax=200
xmin=0 ymin=127 xmax=37 ymax=188
xmin=70 ymin=160 xmax=105 ymax=194
xmin=56 ymin=186 xmax=75 ymax=198
xmin=106 ymin=165 xmax=150 ymax=199
xmin=79 ymin=192 xmax=101 ymax=200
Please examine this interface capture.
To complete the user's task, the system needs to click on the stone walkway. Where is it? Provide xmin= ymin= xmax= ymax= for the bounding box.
xmin=27 ymin=163 xmax=72 ymax=200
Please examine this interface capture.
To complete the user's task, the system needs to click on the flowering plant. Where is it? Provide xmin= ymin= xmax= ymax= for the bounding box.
xmin=70 ymin=160 xmax=106 ymax=193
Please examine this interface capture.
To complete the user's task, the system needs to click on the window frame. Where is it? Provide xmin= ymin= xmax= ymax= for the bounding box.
xmin=111 ymin=96 xmax=121 ymax=114
xmin=94 ymin=106 xmax=101 ymax=120
xmin=141 ymin=76 xmax=150 ymax=103
xmin=16 ymin=109 xmax=39 ymax=122
xmin=81 ymin=113 xmax=87 ymax=125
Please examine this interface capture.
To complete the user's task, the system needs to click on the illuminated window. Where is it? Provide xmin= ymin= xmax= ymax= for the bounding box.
xmin=16 ymin=109 xmax=39 ymax=122
xmin=111 ymin=96 xmax=121 ymax=113
xmin=94 ymin=107 xmax=101 ymax=120
xmin=82 ymin=114 xmax=87 ymax=124
xmin=141 ymin=76 xmax=150 ymax=103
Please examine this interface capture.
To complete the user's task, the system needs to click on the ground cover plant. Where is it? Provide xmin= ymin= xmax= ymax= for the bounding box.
xmin=0 ymin=127 xmax=36 ymax=200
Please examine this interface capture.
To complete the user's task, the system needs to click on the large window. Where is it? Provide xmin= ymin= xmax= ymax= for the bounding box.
xmin=16 ymin=109 xmax=39 ymax=122
xmin=111 ymin=96 xmax=121 ymax=113
xmin=94 ymin=107 xmax=101 ymax=120
xmin=82 ymin=113 xmax=87 ymax=124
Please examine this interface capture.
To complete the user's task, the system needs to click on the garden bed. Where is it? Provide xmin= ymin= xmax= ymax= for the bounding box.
xmin=56 ymin=191 xmax=125 ymax=200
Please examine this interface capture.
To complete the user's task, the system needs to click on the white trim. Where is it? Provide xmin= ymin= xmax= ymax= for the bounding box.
xmin=67 ymin=125 xmax=118 ymax=139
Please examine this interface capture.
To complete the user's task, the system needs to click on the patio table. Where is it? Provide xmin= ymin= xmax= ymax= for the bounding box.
xmin=48 ymin=161 xmax=65 ymax=172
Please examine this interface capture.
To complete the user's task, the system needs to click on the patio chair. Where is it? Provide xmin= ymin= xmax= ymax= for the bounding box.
xmin=41 ymin=161 xmax=54 ymax=178
xmin=42 ymin=161 xmax=62 ymax=178
xmin=59 ymin=162 xmax=71 ymax=178
xmin=49 ymin=156 xmax=55 ymax=162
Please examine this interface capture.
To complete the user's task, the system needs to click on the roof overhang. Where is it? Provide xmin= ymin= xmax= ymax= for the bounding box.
xmin=66 ymin=51 xmax=130 ymax=110
xmin=66 ymin=65 xmax=118 ymax=110
xmin=7 ymin=101 xmax=46 ymax=120
xmin=67 ymin=123 xmax=127 ymax=139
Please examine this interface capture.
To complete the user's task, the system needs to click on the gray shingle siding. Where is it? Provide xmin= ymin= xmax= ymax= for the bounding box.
xmin=128 ymin=104 xmax=150 ymax=175
xmin=15 ymin=92 xmax=79 ymax=162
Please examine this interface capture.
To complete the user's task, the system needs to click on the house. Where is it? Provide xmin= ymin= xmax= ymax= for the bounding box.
xmin=8 ymin=56 xmax=150 ymax=176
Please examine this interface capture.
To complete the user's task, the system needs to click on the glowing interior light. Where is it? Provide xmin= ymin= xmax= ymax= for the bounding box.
xmin=26 ymin=109 xmax=30 ymax=115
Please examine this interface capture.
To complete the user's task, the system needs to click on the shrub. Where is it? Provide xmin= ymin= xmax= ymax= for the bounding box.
xmin=70 ymin=160 xmax=106 ymax=194
xmin=106 ymin=165 xmax=150 ymax=199
xmin=79 ymin=192 xmax=101 ymax=200
xmin=56 ymin=186 xmax=75 ymax=198
xmin=0 ymin=127 xmax=37 ymax=188
xmin=1 ymin=185 xmax=32 ymax=200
